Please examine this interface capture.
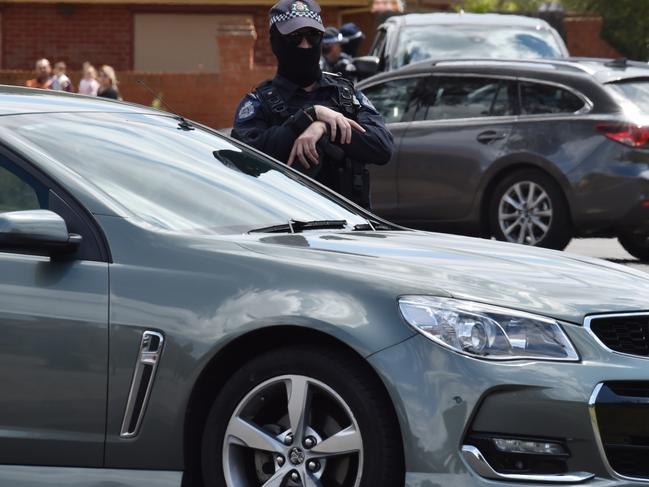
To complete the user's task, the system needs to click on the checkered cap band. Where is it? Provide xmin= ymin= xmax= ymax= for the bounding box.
xmin=270 ymin=10 xmax=323 ymax=27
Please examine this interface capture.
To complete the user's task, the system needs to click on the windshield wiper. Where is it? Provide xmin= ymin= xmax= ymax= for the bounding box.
xmin=353 ymin=219 xmax=396 ymax=231
xmin=249 ymin=219 xmax=348 ymax=234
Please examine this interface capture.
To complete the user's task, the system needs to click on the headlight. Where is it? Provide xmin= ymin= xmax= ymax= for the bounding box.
xmin=398 ymin=296 xmax=578 ymax=361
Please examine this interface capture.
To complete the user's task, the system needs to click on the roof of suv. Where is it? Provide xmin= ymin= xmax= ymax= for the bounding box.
xmin=385 ymin=12 xmax=555 ymax=29
xmin=370 ymin=57 xmax=649 ymax=86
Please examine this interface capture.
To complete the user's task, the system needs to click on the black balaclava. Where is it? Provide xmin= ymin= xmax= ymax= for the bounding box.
xmin=271 ymin=24 xmax=322 ymax=87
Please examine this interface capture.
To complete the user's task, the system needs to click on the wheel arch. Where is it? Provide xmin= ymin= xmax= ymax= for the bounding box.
xmin=478 ymin=157 xmax=574 ymax=237
xmin=181 ymin=325 xmax=406 ymax=486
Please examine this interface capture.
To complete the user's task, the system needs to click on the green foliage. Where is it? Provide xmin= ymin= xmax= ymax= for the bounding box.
xmin=460 ymin=0 xmax=649 ymax=60
xmin=565 ymin=0 xmax=649 ymax=60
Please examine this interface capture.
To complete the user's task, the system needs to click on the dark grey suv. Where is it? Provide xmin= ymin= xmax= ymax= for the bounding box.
xmin=358 ymin=58 xmax=649 ymax=259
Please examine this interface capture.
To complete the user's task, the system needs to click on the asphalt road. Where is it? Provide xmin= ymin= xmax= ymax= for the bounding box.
xmin=566 ymin=238 xmax=649 ymax=274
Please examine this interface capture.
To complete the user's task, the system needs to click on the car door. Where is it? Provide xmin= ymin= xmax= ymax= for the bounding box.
xmin=397 ymin=74 xmax=516 ymax=223
xmin=361 ymin=75 xmax=423 ymax=219
xmin=0 ymin=154 xmax=108 ymax=466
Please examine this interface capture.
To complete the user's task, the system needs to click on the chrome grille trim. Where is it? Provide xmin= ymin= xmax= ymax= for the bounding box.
xmin=588 ymin=382 xmax=649 ymax=483
xmin=584 ymin=311 xmax=649 ymax=359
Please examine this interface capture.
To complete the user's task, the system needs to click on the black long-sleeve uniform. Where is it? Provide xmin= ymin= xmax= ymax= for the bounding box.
xmin=231 ymin=73 xmax=393 ymax=207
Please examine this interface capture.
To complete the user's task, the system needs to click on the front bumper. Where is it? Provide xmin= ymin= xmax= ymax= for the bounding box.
xmin=368 ymin=321 xmax=649 ymax=486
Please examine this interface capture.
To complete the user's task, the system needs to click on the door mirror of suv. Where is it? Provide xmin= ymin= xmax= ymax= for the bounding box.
xmin=354 ymin=56 xmax=380 ymax=80
xmin=0 ymin=210 xmax=82 ymax=256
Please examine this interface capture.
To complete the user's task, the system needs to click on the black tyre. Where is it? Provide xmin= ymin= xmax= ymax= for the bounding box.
xmin=618 ymin=232 xmax=649 ymax=261
xmin=201 ymin=346 xmax=403 ymax=487
xmin=489 ymin=168 xmax=572 ymax=250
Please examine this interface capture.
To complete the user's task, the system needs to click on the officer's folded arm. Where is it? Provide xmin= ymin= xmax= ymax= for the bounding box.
xmin=313 ymin=105 xmax=365 ymax=145
xmin=337 ymin=118 xmax=394 ymax=166
xmin=288 ymin=121 xmax=327 ymax=168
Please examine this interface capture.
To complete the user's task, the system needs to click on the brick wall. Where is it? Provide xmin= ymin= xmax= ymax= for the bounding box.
xmin=0 ymin=3 xmax=342 ymax=70
xmin=564 ymin=15 xmax=621 ymax=58
xmin=0 ymin=13 xmax=275 ymax=130
xmin=0 ymin=66 xmax=274 ymax=130
xmin=2 ymin=3 xmax=133 ymax=70
xmin=0 ymin=2 xmax=350 ymax=130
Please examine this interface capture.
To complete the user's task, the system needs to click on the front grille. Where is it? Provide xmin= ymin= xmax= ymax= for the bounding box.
xmin=588 ymin=314 xmax=649 ymax=356
xmin=591 ymin=382 xmax=649 ymax=479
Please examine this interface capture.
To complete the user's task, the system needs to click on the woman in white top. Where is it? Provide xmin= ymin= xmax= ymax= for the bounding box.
xmin=78 ymin=63 xmax=100 ymax=96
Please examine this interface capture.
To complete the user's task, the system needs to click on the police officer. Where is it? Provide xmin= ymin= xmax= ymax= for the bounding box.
xmin=320 ymin=27 xmax=356 ymax=81
xmin=231 ymin=0 xmax=393 ymax=209
xmin=340 ymin=22 xmax=365 ymax=58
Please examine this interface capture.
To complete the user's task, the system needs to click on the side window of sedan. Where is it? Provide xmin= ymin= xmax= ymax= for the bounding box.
xmin=416 ymin=76 xmax=514 ymax=121
xmin=362 ymin=77 xmax=421 ymax=123
xmin=520 ymin=82 xmax=585 ymax=115
xmin=0 ymin=162 xmax=47 ymax=213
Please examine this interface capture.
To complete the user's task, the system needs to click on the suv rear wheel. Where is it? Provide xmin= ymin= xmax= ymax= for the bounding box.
xmin=489 ymin=169 xmax=572 ymax=250
xmin=201 ymin=346 xmax=403 ymax=487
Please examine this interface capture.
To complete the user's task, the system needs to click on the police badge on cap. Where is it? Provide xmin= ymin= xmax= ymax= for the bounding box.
xmin=269 ymin=0 xmax=325 ymax=35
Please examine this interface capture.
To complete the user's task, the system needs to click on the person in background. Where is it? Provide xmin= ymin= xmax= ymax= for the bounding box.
xmin=340 ymin=22 xmax=365 ymax=58
xmin=321 ymin=26 xmax=356 ymax=81
xmin=51 ymin=61 xmax=73 ymax=92
xmin=26 ymin=59 xmax=53 ymax=89
xmin=78 ymin=63 xmax=100 ymax=96
xmin=97 ymin=65 xmax=120 ymax=100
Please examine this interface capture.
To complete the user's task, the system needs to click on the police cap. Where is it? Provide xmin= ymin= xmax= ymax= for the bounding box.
xmin=269 ymin=0 xmax=325 ymax=35
xmin=340 ymin=22 xmax=365 ymax=42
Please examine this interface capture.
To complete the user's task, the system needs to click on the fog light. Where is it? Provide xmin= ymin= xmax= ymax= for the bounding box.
xmin=493 ymin=438 xmax=567 ymax=456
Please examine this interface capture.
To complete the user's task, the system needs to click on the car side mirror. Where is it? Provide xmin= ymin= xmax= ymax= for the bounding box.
xmin=0 ymin=210 xmax=82 ymax=256
xmin=353 ymin=56 xmax=380 ymax=80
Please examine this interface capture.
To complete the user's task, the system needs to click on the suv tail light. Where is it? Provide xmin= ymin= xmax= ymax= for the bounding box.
xmin=597 ymin=123 xmax=649 ymax=148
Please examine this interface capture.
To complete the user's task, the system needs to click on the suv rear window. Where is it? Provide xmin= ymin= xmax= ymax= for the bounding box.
xmin=520 ymin=82 xmax=585 ymax=115
xmin=393 ymin=25 xmax=564 ymax=70
xmin=607 ymin=80 xmax=649 ymax=113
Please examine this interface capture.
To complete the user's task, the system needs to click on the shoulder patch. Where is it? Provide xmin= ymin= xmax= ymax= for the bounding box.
xmin=236 ymin=98 xmax=258 ymax=122
xmin=357 ymin=91 xmax=378 ymax=113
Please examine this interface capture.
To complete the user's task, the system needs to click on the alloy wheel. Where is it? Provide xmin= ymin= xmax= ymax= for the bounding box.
xmin=223 ymin=374 xmax=364 ymax=487
xmin=498 ymin=181 xmax=553 ymax=245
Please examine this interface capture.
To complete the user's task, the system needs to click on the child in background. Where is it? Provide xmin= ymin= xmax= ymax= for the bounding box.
xmin=78 ymin=62 xmax=100 ymax=96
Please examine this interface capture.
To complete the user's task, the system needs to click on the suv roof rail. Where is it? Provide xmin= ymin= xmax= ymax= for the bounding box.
xmin=428 ymin=58 xmax=592 ymax=74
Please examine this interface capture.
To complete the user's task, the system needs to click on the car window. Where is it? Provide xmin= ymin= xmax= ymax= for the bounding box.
xmin=2 ymin=113 xmax=370 ymax=235
xmin=362 ymin=77 xmax=421 ymax=123
xmin=0 ymin=162 xmax=45 ymax=213
xmin=606 ymin=79 xmax=649 ymax=114
xmin=520 ymin=82 xmax=585 ymax=115
xmin=369 ymin=28 xmax=387 ymax=59
xmin=393 ymin=25 xmax=565 ymax=70
xmin=416 ymin=76 xmax=513 ymax=121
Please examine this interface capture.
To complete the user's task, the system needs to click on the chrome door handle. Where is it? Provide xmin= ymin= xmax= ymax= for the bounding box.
xmin=476 ymin=130 xmax=508 ymax=144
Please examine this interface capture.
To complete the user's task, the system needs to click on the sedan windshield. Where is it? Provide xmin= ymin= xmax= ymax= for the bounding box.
xmin=393 ymin=25 xmax=565 ymax=69
xmin=2 ymin=112 xmax=370 ymax=234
